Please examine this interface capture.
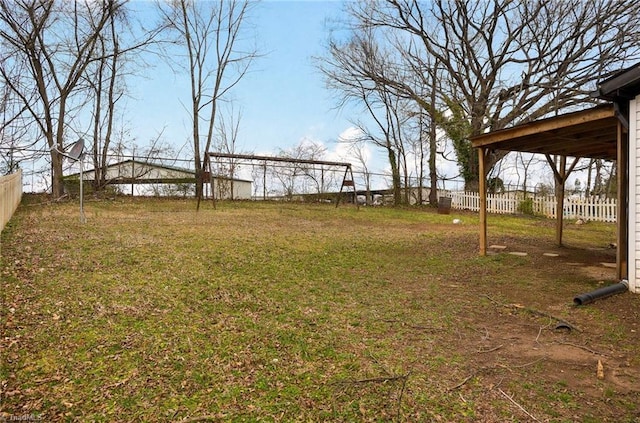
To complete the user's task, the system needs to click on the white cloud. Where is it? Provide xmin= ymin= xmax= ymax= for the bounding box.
xmin=323 ymin=127 xmax=375 ymax=167
xmin=337 ymin=126 xmax=365 ymax=143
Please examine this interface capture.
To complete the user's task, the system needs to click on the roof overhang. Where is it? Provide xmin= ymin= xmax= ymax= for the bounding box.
xmin=470 ymin=104 xmax=621 ymax=160
xmin=593 ymin=62 xmax=640 ymax=101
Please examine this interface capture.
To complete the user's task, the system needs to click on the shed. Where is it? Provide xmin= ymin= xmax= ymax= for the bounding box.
xmin=471 ymin=62 xmax=640 ymax=294
xmin=66 ymin=159 xmax=252 ymax=199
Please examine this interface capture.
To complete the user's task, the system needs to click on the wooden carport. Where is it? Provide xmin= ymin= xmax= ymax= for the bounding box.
xmin=470 ymin=104 xmax=628 ymax=279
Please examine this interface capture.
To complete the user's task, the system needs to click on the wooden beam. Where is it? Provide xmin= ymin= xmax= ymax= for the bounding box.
xmin=349 ymin=165 xmax=359 ymax=210
xmin=207 ymin=152 xmax=352 ymax=168
xmin=566 ymin=156 xmax=581 ymax=177
xmin=470 ymin=105 xmax=619 ymax=161
xmin=335 ymin=166 xmax=349 ymax=207
xmin=96 ymin=178 xmax=197 ymax=185
xmin=544 ymin=154 xmax=562 ymax=183
xmin=471 ymin=105 xmax=616 ymax=147
xmin=478 ymin=147 xmax=488 ymax=256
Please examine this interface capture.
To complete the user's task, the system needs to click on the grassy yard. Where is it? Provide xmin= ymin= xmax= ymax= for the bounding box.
xmin=1 ymin=197 xmax=639 ymax=422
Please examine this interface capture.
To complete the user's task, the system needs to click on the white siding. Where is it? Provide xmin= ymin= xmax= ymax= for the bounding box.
xmin=630 ymin=95 xmax=640 ymax=293
xmin=211 ymin=179 xmax=252 ymax=200
xmin=99 ymin=162 xmax=193 ymax=181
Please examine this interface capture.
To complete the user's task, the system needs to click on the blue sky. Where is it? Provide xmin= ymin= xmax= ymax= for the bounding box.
xmin=130 ymin=0 xmax=365 ymax=162
xmin=235 ymin=1 xmax=350 ymax=152
xmin=121 ymin=1 xmax=467 ymax=191
xmin=18 ymin=0 xmax=467 ymax=192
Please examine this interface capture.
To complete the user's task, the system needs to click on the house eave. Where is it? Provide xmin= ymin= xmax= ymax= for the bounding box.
xmin=592 ymin=62 xmax=640 ymax=101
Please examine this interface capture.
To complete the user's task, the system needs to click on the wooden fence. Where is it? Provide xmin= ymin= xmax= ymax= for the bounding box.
xmin=1 ymin=170 xmax=23 ymax=231
xmin=447 ymin=191 xmax=617 ymax=223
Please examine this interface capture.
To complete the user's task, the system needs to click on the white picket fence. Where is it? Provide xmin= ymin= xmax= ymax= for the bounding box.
xmin=1 ymin=169 xmax=23 ymax=231
xmin=447 ymin=191 xmax=617 ymax=223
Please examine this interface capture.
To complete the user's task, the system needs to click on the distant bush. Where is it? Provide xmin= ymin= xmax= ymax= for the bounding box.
xmin=517 ymin=198 xmax=534 ymax=215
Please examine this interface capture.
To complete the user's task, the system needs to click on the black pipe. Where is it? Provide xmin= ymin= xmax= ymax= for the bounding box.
xmin=573 ymin=280 xmax=629 ymax=306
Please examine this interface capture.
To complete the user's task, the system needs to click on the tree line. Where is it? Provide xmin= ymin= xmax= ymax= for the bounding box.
xmin=317 ymin=0 xmax=640 ymax=204
xmin=0 ymin=0 xmax=257 ymax=203
xmin=1 ymin=0 xmax=639 ymax=205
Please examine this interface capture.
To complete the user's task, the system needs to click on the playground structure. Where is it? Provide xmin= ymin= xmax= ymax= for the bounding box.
xmin=205 ymin=152 xmax=358 ymax=207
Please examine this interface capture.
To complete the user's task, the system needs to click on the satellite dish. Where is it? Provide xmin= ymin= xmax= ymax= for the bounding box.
xmin=51 ymin=137 xmax=87 ymax=223
xmin=67 ymin=138 xmax=85 ymax=161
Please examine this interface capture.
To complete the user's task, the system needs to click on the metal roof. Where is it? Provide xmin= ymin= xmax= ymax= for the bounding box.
xmin=66 ymin=159 xmax=253 ymax=183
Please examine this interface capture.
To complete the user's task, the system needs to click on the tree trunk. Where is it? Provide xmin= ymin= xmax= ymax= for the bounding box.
xmin=194 ymin=161 xmax=204 ymax=201
xmin=52 ymin=95 xmax=69 ymax=198
xmin=51 ymin=151 xmax=64 ymax=197
xmin=428 ymin=83 xmax=438 ymax=206
xmin=387 ymin=147 xmax=402 ymax=205
xmin=585 ymin=158 xmax=594 ymax=198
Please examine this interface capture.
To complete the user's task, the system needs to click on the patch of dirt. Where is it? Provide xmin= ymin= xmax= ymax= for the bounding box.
xmin=443 ymin=232 xmax=640 ymax=420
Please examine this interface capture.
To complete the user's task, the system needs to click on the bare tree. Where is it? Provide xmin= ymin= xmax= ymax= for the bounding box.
xmin=158 ymin=0 xmax=258 ymax=208
xmin=271 ymin=140 xmax=329 ymax=199
xmin=0 ymin=75 xmax=39 ymax=175
xmin=86 ymin=7 xmax=127 ymax=193
xmin=586 ymin=159 xmax=614 ymax=199
xmin=319 ymin=30 xmax=414 ymax=205
xmin=0 ymin=0 xmax=129 ymax=197
xmin=511 ymin=152 xmax=546 ymax=197
xmin=340 ymin=132 xmax=373 ymax=205
xmin=295 ymin=141 xmax=334 ymax=195
xmin=213 ymin=105 xmax=244 ymax=200
xmin=336 ymin=0 xmax=640 ymax=190
xmin=251 ymin=160 xmax=268 ymax=199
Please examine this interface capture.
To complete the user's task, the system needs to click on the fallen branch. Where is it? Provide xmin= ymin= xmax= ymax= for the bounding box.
xmin=482 ymin=294 xmax=501 ymax=306
xmin=380 ymin=319 xmax=443 ymax=332
xmin=556 ymin=341 xmax=608 ymax=357
xmin=396 ymin=371 xmax=411 ymax=420
xmin=447 ymin=374 xmax=475 ymax=391
xmin=485 ymin=294 xmax=581 ymax=332
xmin=332 ymin=372 xmax=411 ymax=420
xmin=513 ymin=305 xmax=581 ymax=332
xmin=477 ymin=344 xmax=503 ymax=354
xmin=498 ymin=388 xmax=540 ymax=422
xmin=497 ymin=358 xmax=546 ymax=373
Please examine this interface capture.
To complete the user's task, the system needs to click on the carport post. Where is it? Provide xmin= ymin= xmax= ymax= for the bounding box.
xmin=617 ymin=120 xmax=628 ymax=280
xmin=478 ymin=147 xmax=488 ymax=256
xmin=554 ymin=155 xmax=566 ymax=246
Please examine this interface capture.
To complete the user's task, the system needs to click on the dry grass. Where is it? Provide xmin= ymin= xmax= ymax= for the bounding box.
xmin=1 ymin=197 xmax=639 ymax=422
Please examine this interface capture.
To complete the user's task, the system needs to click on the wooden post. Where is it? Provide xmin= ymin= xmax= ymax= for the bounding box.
xmin=617 ymin=121 xmax=628 ymax=280
xmin=335 ymin=166 xmax=350 ymax=207
xmin=545 ymin=154 xmax=579 ymax=247
xmin=478 ymin=147 xmax=488 ymax=256
xmin=555 ymin=156 xmax=566 ymax=246
xmin=349 ymin=165 xmax=359 ymax=210
xmin=210 ymin=162 xmax=216 ymax=210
